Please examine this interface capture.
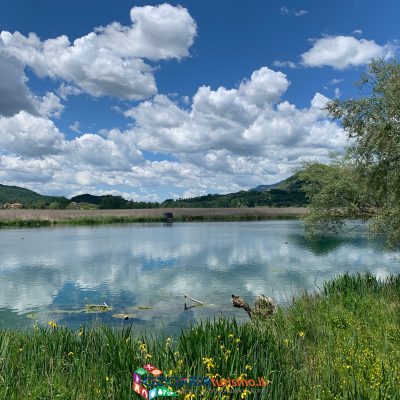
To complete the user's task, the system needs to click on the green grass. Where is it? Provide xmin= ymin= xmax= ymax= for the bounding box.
xmin=0 ymin=219 xmax=54 ymax=227
xmin=1 ymin=273 xmax=399 ymax=399
xmin=0 ymin=214 xmax=299 ymax=228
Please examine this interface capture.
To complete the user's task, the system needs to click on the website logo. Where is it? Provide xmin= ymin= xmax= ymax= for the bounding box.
xmin=132 ymin=364 xmax=178 ymax=399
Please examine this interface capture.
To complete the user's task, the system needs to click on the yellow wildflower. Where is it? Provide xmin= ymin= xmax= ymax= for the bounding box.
xmin=245 ymin=365 xmax=252 ymax=371
xmin=48 ymin=321 xmax=57 ymax=329
xmin=202 ymin=357 xmax=215 ymax=371
xmin=235 ymin=338 xmax=241 ymax=344
xmin=225 ymin=382 xmax=233 ymax=392
xmin=241 ymin=389 xmax=251 ymax=398
xmin=298 ymin=331 xmax=305 ymax=338
xmin=139 ymin=343 xmax=147 ymax=352
xmin=184 ymin=393 xmax=195 ymax=400
xmin=167 ymin=369 xmax=173 ymax=377
xmin=228 ymin=333 xmax=234 ymax=338
xmin=68 ymin=351 xmax=74 ymax=357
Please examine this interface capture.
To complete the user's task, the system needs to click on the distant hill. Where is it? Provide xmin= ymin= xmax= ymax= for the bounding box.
xmin=162 ymin=174 xmax=307 ymax=208
xmin=70 ymin=194 xmax=104 ymax=205
xmin=250 ymin=179 xmax=286 ymax=192
xmin=0 ymin=174 xmax=307 ymax=209
xmin=0 ymin=184 xmax=59 ymax=206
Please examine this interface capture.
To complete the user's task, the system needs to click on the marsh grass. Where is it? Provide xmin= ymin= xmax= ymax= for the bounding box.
xmin=0 ymin=214 xmax=299 ymax=227
xmin=0 ymin=208 xmax=306 ymax=228
xmin=1 ymin=273 xmax=399 ymax=399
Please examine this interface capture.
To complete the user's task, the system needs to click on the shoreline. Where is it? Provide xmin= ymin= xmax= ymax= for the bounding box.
xmin=0 ymin=207 xmax=307 ymax=227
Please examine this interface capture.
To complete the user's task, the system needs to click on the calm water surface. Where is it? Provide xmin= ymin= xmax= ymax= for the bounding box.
xmin=1 ymin=221 xmax=399 ymax=334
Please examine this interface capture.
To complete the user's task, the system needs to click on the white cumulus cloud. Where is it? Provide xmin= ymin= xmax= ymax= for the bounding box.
xmin=0 ymin=3 xmax=197 ymax=100
xmin=311 ymin=92 xmax=330 ymax=109
xmin=37 ymin=92 xmax=64 ymax=118
xmin=301 ymin=35 xmax=395 ymax=69
xmin=126 ymin=67 xmax=344 ymax=159
xmin=0 ymin=111 xmax=64 ymax=157
xmin=0 ymin=66 xmax=347 ymax=199
xmin=66 ymin=129 xmax=143 ymax=171
xmin=0 ymin=42 xmax=37 ymax=116
xmin=118 ymin=66 xmax=347 ymax=195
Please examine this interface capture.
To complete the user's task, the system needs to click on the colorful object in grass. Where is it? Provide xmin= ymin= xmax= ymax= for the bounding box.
xmin=132 ymin=364 xmax=178 ymax=399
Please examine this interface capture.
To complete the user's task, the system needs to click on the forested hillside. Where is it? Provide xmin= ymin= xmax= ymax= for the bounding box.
xmin=0 ymin=174 xmax=306 ymax=209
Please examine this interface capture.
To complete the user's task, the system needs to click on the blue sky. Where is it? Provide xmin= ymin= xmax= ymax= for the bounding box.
xmin=0 ymin=0 xmax=398 ymax=201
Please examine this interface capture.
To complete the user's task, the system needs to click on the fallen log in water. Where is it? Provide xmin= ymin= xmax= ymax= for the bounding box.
xmin=232 ymin=294 xmax=277 ymax=320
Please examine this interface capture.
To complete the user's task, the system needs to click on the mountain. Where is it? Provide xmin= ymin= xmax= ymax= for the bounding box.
xmin=250 ymin=179 xmax=286 ymax=192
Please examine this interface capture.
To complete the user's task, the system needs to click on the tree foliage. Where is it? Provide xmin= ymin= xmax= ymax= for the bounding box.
xmin=162 ymin=184 xmax=306 ymax=208
xmin=298 ymin=59 xmax=400 ymax=248
xmin=98 ymin=195 xmax=128 ymax=209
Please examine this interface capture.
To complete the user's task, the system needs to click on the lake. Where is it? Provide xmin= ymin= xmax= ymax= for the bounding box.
xmin=1 ymin=220 xmax=399 ymax=335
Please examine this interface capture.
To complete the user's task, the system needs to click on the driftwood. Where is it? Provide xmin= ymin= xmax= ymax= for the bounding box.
xmin=184 ymin=294 xmax=204 ymax=310
xmin=231 ymin=294 xmax=277 ymax=320
xmin=184 ymin=294 xmax=204 ymax=305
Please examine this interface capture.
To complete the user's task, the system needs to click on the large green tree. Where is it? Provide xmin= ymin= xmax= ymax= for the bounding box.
xmin=298 ymin=59 xmax=400 ymax=248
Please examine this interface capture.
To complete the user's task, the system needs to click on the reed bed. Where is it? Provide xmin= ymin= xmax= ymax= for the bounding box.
xmin=1 ymin=273 xmax=399 ymax=399
xmin=0 ymin=208 xmax=306 ymax=227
